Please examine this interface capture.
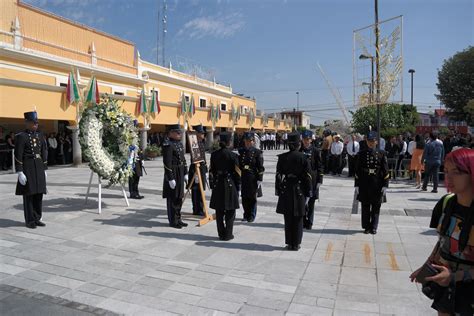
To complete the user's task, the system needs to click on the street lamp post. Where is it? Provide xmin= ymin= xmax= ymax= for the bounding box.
xmin=359 ymin=54 xmax=374 ymax=104
xmin=360 ymin=53 xmax=380 ymax=149
xmin=408 ymin=69 xmax=415 ymax=106
xmin=296 ymin=92 xmax=299 ymax=111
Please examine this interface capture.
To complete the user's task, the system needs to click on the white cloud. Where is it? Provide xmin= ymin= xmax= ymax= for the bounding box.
xmin=178 ymin=12 xmax=245 ymax=39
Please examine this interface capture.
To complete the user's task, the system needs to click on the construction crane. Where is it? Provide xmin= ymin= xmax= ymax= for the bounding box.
xmin=316 ymin=62 xmax=351 ymax=125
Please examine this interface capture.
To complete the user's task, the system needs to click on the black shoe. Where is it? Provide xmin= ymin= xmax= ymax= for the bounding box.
xmin=130 ymin=195 xmax=140 ymax=199
xmin=137 ymin=195 xmax=144 ymax=199
xmin=371 ymin=229 xmax=377 ymax=235
xmin=431 ymin=190 xmax=438 ymax=193
xmin=224 ymin=235 xmax=234 ymax=241
xmin=219 ymin=236 xmax=226 ymax=241
xmin=421 ymin=187 xmax=427 ymax=191
xmin=178 ymin=221 xmax=188 ymax=227
xmin=35 ymin=221 xmax=46 ymax=227
xmin=170 ymin=224 xmax=182 ymax=229
xmin=26 ymin=223 xmax=36 ymax=229
xmin=363 ymin=229 xmax=370 ymax=234
xmin=247 ymin=217 xmax=255 ymax=223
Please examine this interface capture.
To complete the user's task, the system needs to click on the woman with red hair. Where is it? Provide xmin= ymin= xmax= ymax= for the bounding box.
xmin=410 ymin=148 xmax=474 ymax=315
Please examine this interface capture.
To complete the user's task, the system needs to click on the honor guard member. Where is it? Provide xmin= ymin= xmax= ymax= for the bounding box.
xmin=276 ymin=132 xmax=312 ymax=250
xmin=209 ymin=132 xmax=241 ymax=241
xmin=238 ymin=131 xmax=265 ymax=222
xmin=354 ymin=131 xmax=389 ymax=234
xmin=189 ymin=124 xmax=208 ymax=216
xmin=15 ymin=111 xmax=48 ymax=229
xmin=162 ymin=124 xmax=189 ymax=229
xmin=300 ymin=130 xmax=323 ymax=230
xmin=129 ymin=147 xmax=144 ymax=199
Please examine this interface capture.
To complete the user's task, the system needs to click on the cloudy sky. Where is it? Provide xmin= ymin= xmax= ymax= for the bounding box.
xmin=25 ymin=0 xmax=473 ymax=124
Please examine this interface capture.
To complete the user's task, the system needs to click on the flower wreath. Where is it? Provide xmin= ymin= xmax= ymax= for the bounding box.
xmin=79 ymin=97 xmax=139 ymax=187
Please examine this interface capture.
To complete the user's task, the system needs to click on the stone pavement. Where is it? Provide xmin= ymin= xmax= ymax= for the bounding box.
xmin=0 ymin=150 xmax=444 ymax=315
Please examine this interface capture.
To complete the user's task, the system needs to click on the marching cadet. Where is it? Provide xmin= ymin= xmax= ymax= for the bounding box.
xmin=15 ymin=111 xmax=48 ymax=229
xmin=162 ymin=124 xmax=189 ymax=229
xmin=238 ymin=131 xmax=265 ymax=222
xmin=276 ymin=132 xmax=312 ymax=250
xmin=129 ymin=148 xmax=144 ymax=199
xmin=300 ymin=130 xmax=323 ymax=230
xmin=189 ymin=124 xmax=208 ymax=216
xmin=354 ymin=131 xmax=389 ymax=234
xmin=209 ymin=132 xmax=241 ymax=241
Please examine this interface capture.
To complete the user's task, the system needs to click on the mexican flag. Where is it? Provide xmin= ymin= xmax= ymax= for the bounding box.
xmin=150 ymin=89 xmax=160 ymax=115
xmin=66 ymin=71 xmax=80 ymax=105
xmin=216 ymin=102 xmax=221 ymax=119
xmin=188 ymin=94 xmax=195 ymax=116
xmin=85 ymin=76 xmax=100 ymax=105
xmin=137 ymin=88 xmax=147 ymax=114
xmin=181 ymin=92 xmax=187 ymax=114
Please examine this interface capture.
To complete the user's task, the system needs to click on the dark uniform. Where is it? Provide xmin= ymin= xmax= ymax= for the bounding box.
xmin=238 ymin=132 xmax=265 ymax=222
xmin=189 ymin=124 xmax=208 ymax=216
xmin=276 ymin=132 xmax=312 ymax=250
xmin=162 ymin=124 xmax=188 ymax=228
xmin=15 ymin=111 xmax=48 ymax=229
xmin=355 ymin=131 xmax=389 ymax=234
xmin=300 ymin=130 xmax=323 ymax=230
xmin=129 ymin=150 xmax=144 ymax=199
xmin=209 ymin=132 xmax=241 ymax=240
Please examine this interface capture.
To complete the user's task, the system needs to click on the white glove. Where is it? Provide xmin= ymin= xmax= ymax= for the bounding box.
xmin=169 ymin=180 xmax=176 ymax=189
xmin=195 ymin=175 xmax=199 ymax=184
xmin=257 ymin=181 xmax=262 ymax=188
xmin=44 ymin=171 xmax=47 ymax=180
xmin=141 ymin=160 xmax=145 ymax=167
xmin=305 ymin=197 xmax=310 ymax=205
xmin=18 ymin=172 xmax=27 ymax=186
xmin=354 ymin=187 xmax=359 ymax=194
xmin=382 ymin=187 xmax=387 ymax=195
xmin=317 ymin=183 xmax=321 ymax=189
xmin=184 ymin=174 xmax=188 ymax=183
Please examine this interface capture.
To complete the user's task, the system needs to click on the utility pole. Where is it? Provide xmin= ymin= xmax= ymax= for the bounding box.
xmin=296 ymin=91 xmax=299 ymax=111
xmin=162 ymin=0 xmax=167 ymax=66
xmin=409 ymin=69 xmax=415 ymax=106
xmin=156 ymin=0 xmax=160 ymax=65
xmin=374 ymin=0 xmax=381 ymax=149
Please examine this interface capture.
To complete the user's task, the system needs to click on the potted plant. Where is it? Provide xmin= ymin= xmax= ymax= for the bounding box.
xmin=145 ymin=145 xmax=161 ymax=159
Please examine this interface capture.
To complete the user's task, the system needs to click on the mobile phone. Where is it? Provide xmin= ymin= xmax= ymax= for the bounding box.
xmin=416 ymin=262 xmax=440 ymax=284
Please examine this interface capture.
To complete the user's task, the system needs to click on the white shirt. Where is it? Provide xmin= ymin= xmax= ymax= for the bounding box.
xmin=48 ymin=137 xmax=57 ymax=149
xmin=271 ymin=134 xmax=276 ymax=141
xmin=261 ymin=134 xmax=266 ymax=141
xmin=399 ymin=141 xmax=407 ymax=155
xmin=379 ymin=137 xmax=386 ymax=151
xmin=346 ymin=140 xmax=359 ymax=156
xmin=407 ymin=140 xmax=416 ymax=156
xmin=254 ymin=134 xmax=261 ymax=150
xmin=282 ymin=133 xmax=288 ymax=140
xmin=330 ymin=141 xmax=343 ymax=155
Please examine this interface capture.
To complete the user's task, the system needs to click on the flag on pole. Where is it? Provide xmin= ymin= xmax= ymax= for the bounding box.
xmin=137 ymin=88 xmax=147 ymax=114
xmin=188 ymin=94 xmax=195 ymax=115
xmin=181 ymin=92 xmax=187 ymax=114
xmin=85 ymin=76 xmax=100 ymax=105
xmin=150 ymin=89 xmax=160 ymax=115
xmin=216 ymin=102 xmax=221 ymax=119
xmin=66 ymin=72 xmax=80 ymax=105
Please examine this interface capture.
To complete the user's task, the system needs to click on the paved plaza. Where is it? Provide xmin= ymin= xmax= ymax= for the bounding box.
xmin=0 ymin=150 xmax=443 ymax=315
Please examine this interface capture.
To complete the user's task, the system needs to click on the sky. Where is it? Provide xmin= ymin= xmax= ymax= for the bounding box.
xmin=25 ymin=0 xmax=474 ymax=125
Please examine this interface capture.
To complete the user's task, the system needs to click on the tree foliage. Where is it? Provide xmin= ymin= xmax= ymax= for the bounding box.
xmin=350 ymin=104 xmax=419 ymax=138
xmin=436 ymin=46 xmax=474 ymax=125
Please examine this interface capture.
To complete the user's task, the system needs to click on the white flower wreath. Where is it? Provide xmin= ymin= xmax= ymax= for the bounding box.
xmin=79 ymin=97 xmax=139 ymax=187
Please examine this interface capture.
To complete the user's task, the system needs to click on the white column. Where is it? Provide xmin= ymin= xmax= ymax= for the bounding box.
xmin=139 ymin=127 xmax=150 ymax=151
xmin=67 ymin=126 xmax=82 ymax=166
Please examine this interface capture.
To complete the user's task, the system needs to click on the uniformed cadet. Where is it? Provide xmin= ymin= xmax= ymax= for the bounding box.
xmin=15 ymin=111 xmax=48 ymax=229
xmin=162 ymin=124 xmax=189 ymax=229
xmin=354 ymin=131 xmax=389 ymax=234
xmin=209 ymin=132 xmax=241 ymax=241
xmin=276 ymin=132 xmax=312 ymax=251
xmin=300 ymin=130 xmax=323 ymax=230
xmin=129 ymin=148 xmax=144 ymax=199
xmin=189 ymin=124 xmax=208 ymax=216
xmin=238 ymin=131 xmax=265 ymax=222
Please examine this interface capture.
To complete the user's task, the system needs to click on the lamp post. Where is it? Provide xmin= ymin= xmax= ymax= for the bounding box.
xmin=293 ymin=108 xmax=296 ymax=131
xmin=408 ymin=69 xmax=415 ymax=106
xmin=360 ymin=53 xmax=380 ymax=149
xmin=296 ymin=91 xmax=299 ymax=111
xmin=359 ymin=54 xmax=374 ymax=104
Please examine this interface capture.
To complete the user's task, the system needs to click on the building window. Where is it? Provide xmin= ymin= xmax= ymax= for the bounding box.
xmin=220 ymin=103 xmax=227 ymax=111
xmin=59 ymin=83 xmax=67 ymax=87
xmin=199 ymin=98 xmax=207 ymax=108
xmin=114 ymin=91 xmax=124 ymax=96
xmin=185 ymin=95 xmax=190 ymax=103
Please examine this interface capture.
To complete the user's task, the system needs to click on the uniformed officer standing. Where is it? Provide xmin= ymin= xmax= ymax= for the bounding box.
xmin=162 ymin=124 xmax=189 ymax=229
xmin=300 ymin=130 xmax=323 ymax=230
xmin=189 ymin=124 xmax=208 ymax=216
xmin=129 ymin=148 xmax=144 ymax=199
xmin=354 ymin=131 xmax=389 ymax=234
xmin=15 ymin=111 xmax=48 ymax=229
xmin=238 ymin=132 xmax=265 ymax=222
xmin=276 ymin=132 xmax=312 ymax=250
xmin=209 ymin=132 xmax=241 ymax=241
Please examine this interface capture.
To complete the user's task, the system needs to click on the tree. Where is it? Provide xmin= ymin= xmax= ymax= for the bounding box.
xmin=436 ymin=46 xmax=474 ymax=125
xmin=350 ymin=104 xmax=419 ymax=138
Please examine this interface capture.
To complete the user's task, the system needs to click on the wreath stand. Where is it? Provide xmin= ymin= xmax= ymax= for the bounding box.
xmin=84 ymin=170 xmax=130 ymax=214
xmin=182 ymin=161 xmax=215 ymax=226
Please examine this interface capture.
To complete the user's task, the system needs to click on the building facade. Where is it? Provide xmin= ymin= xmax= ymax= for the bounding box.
xmin=416 ymin=109 xmax=469 ymax=134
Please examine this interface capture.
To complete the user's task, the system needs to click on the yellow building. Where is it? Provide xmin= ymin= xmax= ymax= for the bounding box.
xmin=0 ymin=0 xmax=289 ymax=151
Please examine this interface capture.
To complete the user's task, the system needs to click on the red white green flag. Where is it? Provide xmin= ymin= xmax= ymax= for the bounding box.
xmin=85 ymin=76 xmax=100 ymax=105
xmin=150 ymin=89 xmax=160 ymax=115
xmin=188 ymin=94 xmax=195 ymax=116
xmin=137 ymin=88 xmax=147 ymax=114
xmin=66 ymin=71 xmax=80 ymax=105
xmin=181 ymin=92 xmax=188 ymax=114
xmin=216 ymin=102 xmax=221 ymax=119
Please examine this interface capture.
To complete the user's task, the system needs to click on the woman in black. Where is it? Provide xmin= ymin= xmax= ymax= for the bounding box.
xmin=209 ymin=132 xmax=241 ymax=241
xmin=410 ymin=148 xmax=474 ymax=316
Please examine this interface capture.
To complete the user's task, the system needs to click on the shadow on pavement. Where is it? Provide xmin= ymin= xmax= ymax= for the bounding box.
xmin=139 ymin=231 xmax=218 ymax=241
xmin=13 ymin=197 xmax=105 ymax=213
xmin=0 ymin=219 xmax=24 ymax=228
xmin=95 ymin=208 xmax=167 ymax=228
xmin=195 ymin=240 xmax=283 ymax=251
xmin=420 ymin=229 xmax=437 ymax=236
